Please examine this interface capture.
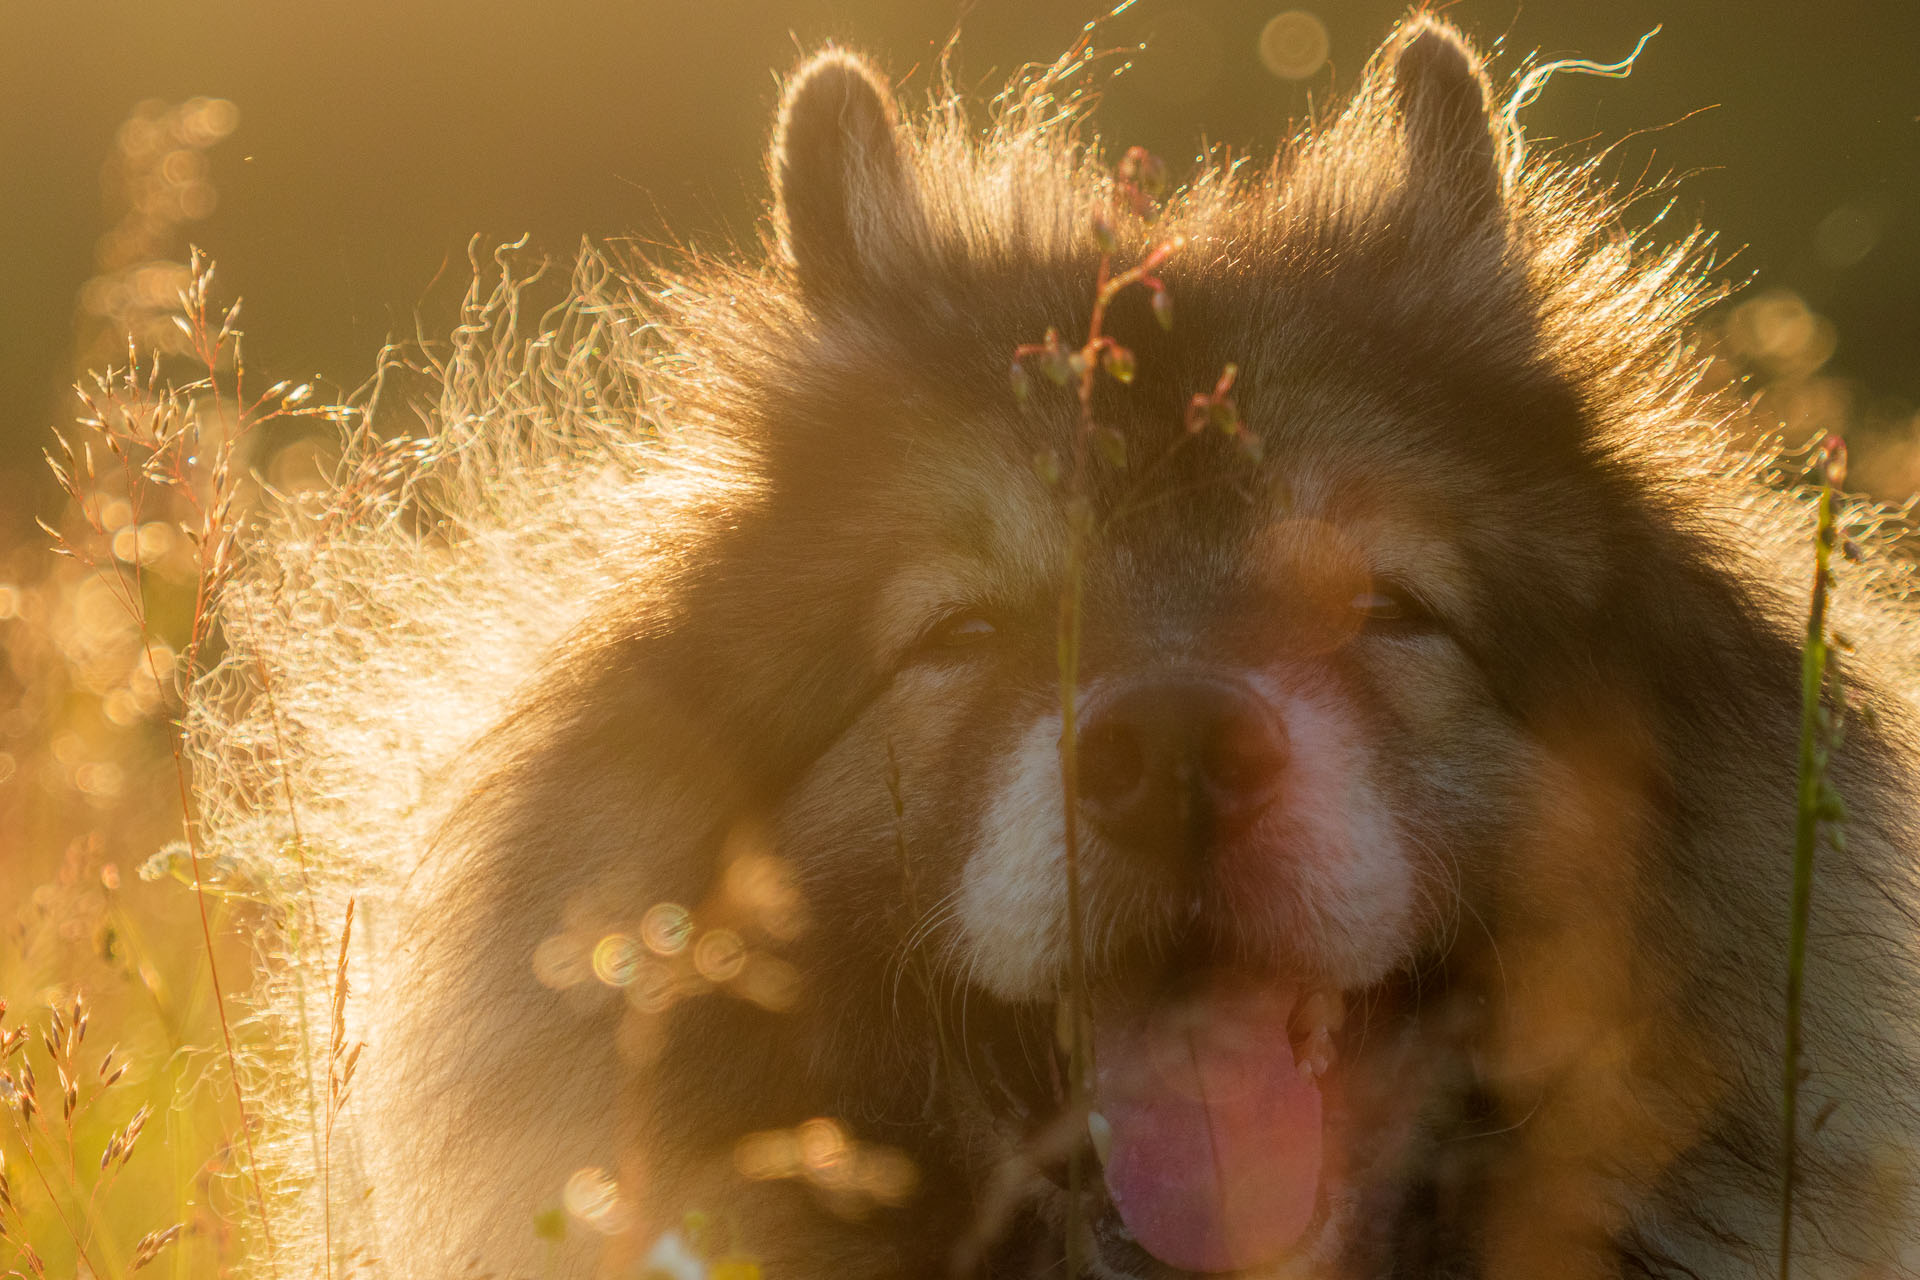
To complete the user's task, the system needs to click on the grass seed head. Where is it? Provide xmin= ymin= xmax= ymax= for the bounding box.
xmin=129 ymin=1224 xmax=185 ymax=1271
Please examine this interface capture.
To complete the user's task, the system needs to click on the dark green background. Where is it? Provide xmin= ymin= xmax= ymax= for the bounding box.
xmin=3 ymin=1 xmax=1914 ymax=511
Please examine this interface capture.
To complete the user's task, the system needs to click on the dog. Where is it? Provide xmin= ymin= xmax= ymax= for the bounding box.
xmin=205 ymin=14 xmax=1920 ymax=1279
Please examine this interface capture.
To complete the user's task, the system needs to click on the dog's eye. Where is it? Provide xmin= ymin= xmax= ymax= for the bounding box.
xmin=916 ymin=610 xmax=999 ymax=655
xmin=1350 ymin=584 xmax=1434 ymax=631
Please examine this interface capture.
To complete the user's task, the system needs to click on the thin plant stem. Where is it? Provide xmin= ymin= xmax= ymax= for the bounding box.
xmin=1049 ymin=223 xmax=1180 ymax=1279
xmin=51 ymin=253 xmax=309 ymax=1273
xmin=1014 ymin=151 xmax=1248 ymax=1276
xmin=1779 ymin=434 xmax=1845 ymax=1280
xmin=1 ymin=1109 xmax=105 ymax=1280
xmin=149 ymin=260 xmax=278 ymax=1270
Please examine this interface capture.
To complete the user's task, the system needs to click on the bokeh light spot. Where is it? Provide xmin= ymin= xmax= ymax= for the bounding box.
xmin=734 ymin=1129 xmax=801 ymax=1180
xmin=732 ymin=954 xmax=800 ymax=1012
xmin=1813 ymin=202 xmax=1884 ymax=270
xmin=532 ymin=933 xmax=589 ymax=990
xmin=562 ymin=1166 xmax=632 ymax=1235
xmin=180 ymin=98 xmax=239 ymax=146
xmin=1727 ymin=289 xmax=1837 ymax=379
xmin=1259 ymin=11 xmax=1331 ymax=80
xmin=721 ymin=854 xmax=804 ymax=940
xmin=591 ymin=932 xmax=642 ymax=986
xmin=640 ymin=901 xmax=693 ymax=955
xmin=692 ymin=928 xmax=746 ymax=983
xmin=797 ymin=1117 xmax=850 ymax=1177
xmin=75 ymin=761 xmax=124 ymax=799
xmin=111 ymin=522 xmax=176 ymax=564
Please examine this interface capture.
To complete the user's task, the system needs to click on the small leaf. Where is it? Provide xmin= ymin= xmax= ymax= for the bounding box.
xmin=1093 ymin=426 xmax=1128 ymax=469
xmin=1091 ymin=212 xmax=1118 ymax=256
xmin=532 ymin=1208 xmax=567 ymax=1242
xmin=1151 ymin=288 xmax=1173 ymax=331
xmin=1102 ymin=345 xmax=1136 ymax=384
xmin=1009 ymin=361 xmax=1032 ymax=403
xmin=1139 ymin=153 xmax=1169 ymax=198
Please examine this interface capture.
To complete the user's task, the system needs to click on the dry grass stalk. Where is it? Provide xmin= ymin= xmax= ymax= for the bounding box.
xmin=127 ymin=1223 xmax=184 ymax=1272
xmin=323 ymin=900 xmax=362 ymax=1280
xmin=42 ymin=250 xmax=349 ymax=1274
xmin=0 ymin=1005 xmax=98 ymax=1276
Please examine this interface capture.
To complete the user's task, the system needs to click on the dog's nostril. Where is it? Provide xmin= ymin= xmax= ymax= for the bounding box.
xmin=1206 ymin=716 xmax=1288 ymax=804
xmin=1079 ymin=720 xmax=1148 ymax=815
xmin=1075 ymin=678 xmax=1287 ymax=854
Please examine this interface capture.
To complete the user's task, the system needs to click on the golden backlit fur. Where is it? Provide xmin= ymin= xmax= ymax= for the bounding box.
xmin=192 ymin=16 xmax=1920 ymax=1279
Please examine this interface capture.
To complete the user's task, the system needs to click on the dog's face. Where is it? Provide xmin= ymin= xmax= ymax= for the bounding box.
xmin=707 ymin=22 xmax=1652 ymax=1280
xmin=765 ymin=352 xmax=1619 ymax=1272
xmin=774 ymin=430 xmax=1537 ymax=1265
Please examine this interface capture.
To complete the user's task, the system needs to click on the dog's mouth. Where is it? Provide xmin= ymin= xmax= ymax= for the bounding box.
xmin=1089 ymin=976 xmax=1345 ymax=1273
xmin=965 ymin=963 xmax=1374 ymax=1278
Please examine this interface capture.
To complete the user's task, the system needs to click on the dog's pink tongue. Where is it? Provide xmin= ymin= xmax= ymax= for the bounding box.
xmin=1094 ymin=986 xmax=1322 ymax=1274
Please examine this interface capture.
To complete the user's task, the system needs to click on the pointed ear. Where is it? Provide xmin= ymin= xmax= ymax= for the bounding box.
xmin=771 ymin=49 xmax=922 ymax=300
xmin=1391 ymin=17 xmax=1508 ymax=220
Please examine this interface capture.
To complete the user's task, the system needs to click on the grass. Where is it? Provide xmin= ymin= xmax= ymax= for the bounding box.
xmin=1779 ymin=434 xmax=1849 ymax=1280
xmin=8 ymin=253 xmax=342 ymax=1277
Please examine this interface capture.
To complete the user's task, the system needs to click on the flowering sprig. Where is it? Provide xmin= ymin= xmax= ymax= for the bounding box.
xmin=1004 ymin=143 xmax=1256 ymax=1278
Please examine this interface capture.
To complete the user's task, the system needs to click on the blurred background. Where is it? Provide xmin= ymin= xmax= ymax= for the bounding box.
xmin=0 ymin=1 xmax=1913 ymax=1272
xmin=4 ymin=0 xmax=1918 ymax=509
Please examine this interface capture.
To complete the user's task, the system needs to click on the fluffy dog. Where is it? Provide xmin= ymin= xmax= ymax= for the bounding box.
xmin=205 ymin=14 xmax=1920 ymax=1279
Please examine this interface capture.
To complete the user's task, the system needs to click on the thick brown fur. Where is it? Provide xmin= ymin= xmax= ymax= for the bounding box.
xmin=199 ymin=15 xmax=1920 ymax=1280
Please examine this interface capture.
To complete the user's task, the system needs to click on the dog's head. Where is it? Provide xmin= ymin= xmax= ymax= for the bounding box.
xmin=635 ymin=17 xmax=1741 ymax=1276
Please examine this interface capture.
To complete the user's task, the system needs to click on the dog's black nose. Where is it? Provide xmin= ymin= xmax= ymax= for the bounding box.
xmin=1076 ymin=678 xmax=1287 ymax=854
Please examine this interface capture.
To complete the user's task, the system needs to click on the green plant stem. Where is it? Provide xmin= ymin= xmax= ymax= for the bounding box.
xmin=1779 ymin=463 xmax=1836 ymax=1280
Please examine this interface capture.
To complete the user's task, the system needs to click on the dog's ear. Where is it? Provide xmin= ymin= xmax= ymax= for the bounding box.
xmin=772 ymin=48 xmax=923 ymax=300
xmin=1391 ymin=17 xmax=1508 ymax=221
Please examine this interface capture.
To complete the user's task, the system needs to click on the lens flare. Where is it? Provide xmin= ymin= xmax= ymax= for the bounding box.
xmin=1259 ymin=11 xmax=1330 ymax=80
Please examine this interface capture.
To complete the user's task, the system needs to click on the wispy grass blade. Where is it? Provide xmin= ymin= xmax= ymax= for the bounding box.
xmin=1779 ymin=433 xmax=1846 ymax=1280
